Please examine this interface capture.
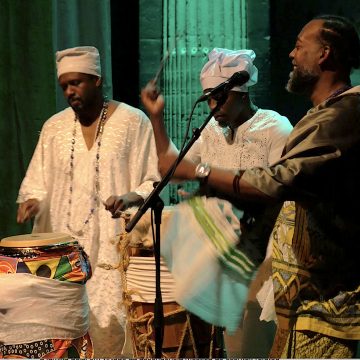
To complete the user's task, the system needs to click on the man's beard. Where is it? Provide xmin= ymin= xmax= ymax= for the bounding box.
xmin=68 ymin=97 xmax=85 ymax=112
xmin=286 ymin=67 xmax=319 ymax=95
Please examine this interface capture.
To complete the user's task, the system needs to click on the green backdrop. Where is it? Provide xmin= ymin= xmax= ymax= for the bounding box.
xmin=0 ymin=0 xmax=112 ymax=238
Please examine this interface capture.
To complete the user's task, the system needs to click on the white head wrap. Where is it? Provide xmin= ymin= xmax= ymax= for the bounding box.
xmin=56 ymin=46 xmax=101 ymax=78
xmin=200 ymin=48 xmax=258 ymax=92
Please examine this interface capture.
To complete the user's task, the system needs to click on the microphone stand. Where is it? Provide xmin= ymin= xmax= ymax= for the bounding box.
xmin=125 ymin=95 xmax=227 ymax=358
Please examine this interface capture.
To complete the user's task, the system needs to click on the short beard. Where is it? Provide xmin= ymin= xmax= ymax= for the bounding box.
xmin=68 ymin=98 xmax=84 ymax=113
xmin=286 ymin=68 xmax=319 ymax=95
xmin=70 ymin=104 xmax=82 ymax=112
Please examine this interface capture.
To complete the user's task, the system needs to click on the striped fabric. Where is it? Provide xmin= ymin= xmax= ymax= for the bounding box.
xmin=188 ymin=196 xmax=256 ymax=280
xmin=161 ymin=196 xmax=259 ymax=333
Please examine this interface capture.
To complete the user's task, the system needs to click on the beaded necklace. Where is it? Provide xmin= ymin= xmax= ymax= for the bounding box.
xmin=66 ymin=99 xmax=108 ymax=237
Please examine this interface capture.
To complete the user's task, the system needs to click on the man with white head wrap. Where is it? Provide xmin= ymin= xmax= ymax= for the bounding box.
xmin=189 ymin=48 xmax=289 ymax=167
xmin=140 ymin=48 xmax=293 ymax=357
xmin=56 ymin=46 xmax=101 ymax=78
xmin=16 ymin=46 xmax=160 ymax=358
xmin=200 ymin=48 xmax=258 ymax=91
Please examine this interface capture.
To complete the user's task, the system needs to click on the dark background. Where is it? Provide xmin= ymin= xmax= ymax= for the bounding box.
xmin=111 ymin=0 xmax=360 ymax=125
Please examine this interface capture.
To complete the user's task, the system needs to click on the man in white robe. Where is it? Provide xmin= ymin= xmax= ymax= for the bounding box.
xmin=140 ymin=48 xmax=293 ymax=357
xmin=17 ymin=46 xmax=160 ymax=358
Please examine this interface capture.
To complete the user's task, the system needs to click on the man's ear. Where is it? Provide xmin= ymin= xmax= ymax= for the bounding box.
xmin=319 ymin=45 xmax=331 ymax=65
xmin=95 ymin=77 xmax=102 ymax=87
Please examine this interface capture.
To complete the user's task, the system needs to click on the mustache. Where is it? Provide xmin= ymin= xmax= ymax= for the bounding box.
xmin=68 ymin=95 xmax=82 ymax=103
xmin=68 ymin=97 xmax=83 ymax=109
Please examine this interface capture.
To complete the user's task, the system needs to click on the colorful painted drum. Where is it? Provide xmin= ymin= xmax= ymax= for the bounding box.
xmin=0 ymin=233 xmax=93 ymax=359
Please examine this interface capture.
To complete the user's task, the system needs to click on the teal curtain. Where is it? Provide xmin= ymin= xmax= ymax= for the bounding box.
xmin=0 ymin=0 xmax=112 ymax=238
xmin=52 ymin=0 xmax=113 ymax=111
xmin=162 ymin=0 xmax=248 ymax=204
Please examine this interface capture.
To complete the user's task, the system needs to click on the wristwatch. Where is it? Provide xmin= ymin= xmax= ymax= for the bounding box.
xmin=195 ymin=162 xmax=211 ymax=181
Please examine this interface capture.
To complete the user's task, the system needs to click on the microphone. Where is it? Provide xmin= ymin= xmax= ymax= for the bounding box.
xmin=197 ymin=70 xmax=250 ymax=102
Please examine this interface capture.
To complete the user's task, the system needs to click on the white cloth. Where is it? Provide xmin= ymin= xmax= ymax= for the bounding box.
xmin=256 ymin=276 xmax=277 ymax=323
xmin=161 ymin=196 xmax=251 ymax=333
xmin=183 ymin=109 xmax=292 ymax=356
xmin=17 ymin=102 xmax=160 ymax=357
xmin=126 ymin=256 xmax=176 ymax=303
xmin=0 ymin=274 xmax=89 ymax=345
xmin=187 ymin=108 xmax=292 ymax=170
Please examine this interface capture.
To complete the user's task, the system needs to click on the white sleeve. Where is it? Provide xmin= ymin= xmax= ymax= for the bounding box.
xmin=128 ymin=112 xmax=161 ymax=199
xmin=267 ymin=116 xmax=293 ymax=166
xmin=184 ymin=136 xmax=202 ymax=165
xmin=17 ymin=126 xmax=49 ymax=204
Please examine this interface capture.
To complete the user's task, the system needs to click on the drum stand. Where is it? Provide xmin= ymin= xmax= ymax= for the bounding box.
xmin=126 ymin=94 xmax=229 ymax=357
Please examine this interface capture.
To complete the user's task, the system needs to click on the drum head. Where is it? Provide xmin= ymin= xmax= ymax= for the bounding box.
xmin=0 ymin=233 xmax=73 ymax=248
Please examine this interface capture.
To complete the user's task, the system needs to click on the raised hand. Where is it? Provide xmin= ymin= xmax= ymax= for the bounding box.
xmin=141 ymin=80 xmax=165 ymax=119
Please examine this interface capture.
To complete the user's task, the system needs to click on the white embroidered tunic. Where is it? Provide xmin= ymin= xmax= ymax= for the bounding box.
xmin=187 ymin=108 xmax=293 ymax=170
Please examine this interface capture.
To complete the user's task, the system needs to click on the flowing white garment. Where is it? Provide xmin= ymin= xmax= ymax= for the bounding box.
xmin=0 ymin=274 xmax=89 ymax=345
xmin=183 ymin=109 xmax=292 ymax=356
xmin=161 ymin=196 xmax=253 ymax=333
xmin=184 ymin=108 xmax=292 ymax=309
xmin=17 ymin=102 xmax=160 ymax=357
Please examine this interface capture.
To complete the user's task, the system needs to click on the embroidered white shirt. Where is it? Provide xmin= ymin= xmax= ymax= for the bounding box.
xmin=187 ymin=108 xmax=293 ymax=170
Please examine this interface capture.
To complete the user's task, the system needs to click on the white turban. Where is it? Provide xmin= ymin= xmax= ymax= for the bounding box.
xmin=200 ymin=48 xmax=258 ymax=92
xmin=56 ymin=46 xmax=101 ymax=78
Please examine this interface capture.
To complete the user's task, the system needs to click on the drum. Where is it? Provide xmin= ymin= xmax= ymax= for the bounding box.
xmin=0 ymin=233 xmax=93 ymax=359
xmin=120 ymin=210 xmax=221 ymax=358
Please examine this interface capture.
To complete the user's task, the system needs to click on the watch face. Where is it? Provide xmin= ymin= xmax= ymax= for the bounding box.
xmin=196 ymin=163 xmax=211 ymax=178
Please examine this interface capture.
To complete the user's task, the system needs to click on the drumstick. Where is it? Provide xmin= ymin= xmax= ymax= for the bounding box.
xmin=152 ymin=35 xmax=182 ymax=83
xmin=153 ymin=50 xmax=170 ymax=83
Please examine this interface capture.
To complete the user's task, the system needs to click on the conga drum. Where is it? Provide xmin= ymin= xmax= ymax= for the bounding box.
xmin=119 ymin=209 xmax=221 ymax=358
xmin=0 ymin=233 xmax=93 ymax=359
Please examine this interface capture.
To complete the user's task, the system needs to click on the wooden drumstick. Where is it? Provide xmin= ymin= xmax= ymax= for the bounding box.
xmin=153 ymin=50 xmax=170 ymax=84
xmin=153 ymin=35 xmax=183 ymax=84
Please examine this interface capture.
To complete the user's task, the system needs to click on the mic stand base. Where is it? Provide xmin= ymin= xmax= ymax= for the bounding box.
xmin=152 ymin=194 xmax=164 ymax=358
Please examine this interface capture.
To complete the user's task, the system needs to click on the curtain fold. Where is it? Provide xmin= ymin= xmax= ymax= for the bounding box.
xmin=52 ymin=0 xmax=113 ymax=111
xmin=0 ymin=0 xmax=112 ymax=238
xmin=162 ymin=0 xmax=248 ymax=204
